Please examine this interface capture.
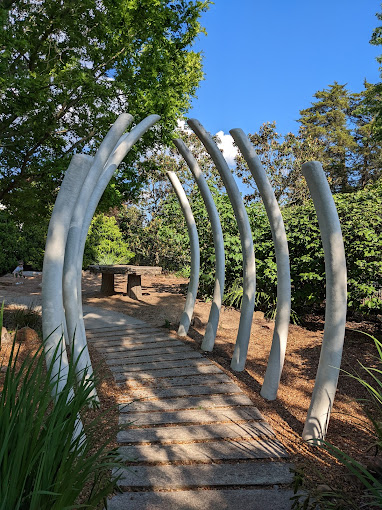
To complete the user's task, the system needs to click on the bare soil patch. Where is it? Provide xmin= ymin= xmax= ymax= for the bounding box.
xmin=1 ymin=270 xmax=381 ymax=502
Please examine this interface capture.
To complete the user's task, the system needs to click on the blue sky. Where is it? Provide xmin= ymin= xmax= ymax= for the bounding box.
xmin=187 ymin=0 xmax=382 ymax=162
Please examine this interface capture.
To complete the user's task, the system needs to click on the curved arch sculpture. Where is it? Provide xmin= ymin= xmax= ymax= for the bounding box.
xmin=230 ymin=128 xmax=291 ymax=401
xmin=63 ymin=115 xmax=160 ymax=394
xmin=187 ymin=119 xmax=256 ymax=372
xmin=42 ymin=113 xmax=160 ymax=404
xmin=301 ymin=161 xmax=347 ymax=442
xmin=173 ymin=138 xmax=225 ymax=351
xmin=42 ymin=114 xmax=347 ymax=443
xmin=167 ymin=170 xmax=200 ymax=336
xmin=42 ymin=154 xmax=93 ymax=397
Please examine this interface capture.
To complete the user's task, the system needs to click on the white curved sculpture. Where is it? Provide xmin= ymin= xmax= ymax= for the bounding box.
xmin=63 ymin=114 xmax=134 ymax=400
xmin=63 ymin=115 xmax=160 ymax=393
xmin=42 ymin=113 xmax=160 ymax=406
xmin=173 ymin=138 xmax=225 ymax=351
xmin=188 ymin=119 xmax=256 ymax=371
xmin=230 ymin=128 xmax=291 ymax=401
xmin=42 ymin=154 xmax=93 ymax=397
xmin=167 ymin=170 xmax=200 ymax=336
xmin=301 ymin=161 xmax=347 ymax=442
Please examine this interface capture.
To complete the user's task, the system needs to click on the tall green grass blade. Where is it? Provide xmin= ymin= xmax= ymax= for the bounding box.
xmin=0 ymin=308 xmax=122 ymax=510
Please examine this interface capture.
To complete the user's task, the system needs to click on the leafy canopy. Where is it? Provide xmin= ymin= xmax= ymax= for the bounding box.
xmin=0 ymin=0 xmax=210 ymax=220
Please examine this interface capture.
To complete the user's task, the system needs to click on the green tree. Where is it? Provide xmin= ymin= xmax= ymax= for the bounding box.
xmin=349 ymin=82 xmax=382 ymax=186
xmin=234 ymin=121 xmax=324 ymax=205
xmin=298 ymin=82 xmax=357 ymax=192
xmin=366 ymin=5 xmax=382 ymax=140
xmin=83 ymin=213 xmax=134 ymax=267
xmin=0 ymin=0 xmax=210 ymax=221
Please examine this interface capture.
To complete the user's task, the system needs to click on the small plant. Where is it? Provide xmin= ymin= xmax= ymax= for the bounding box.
xmin=162 ymin=319 xmax=171 ymax=329
xmin=175 ymin=266 xmax=191 ymax=278
xmin=224 ymin=278 xmax=244 ymax=308
xmin=224 ymin=279 xmax=301 ymax=325
xmin=0 ymin=314 xmax=122 ymax=509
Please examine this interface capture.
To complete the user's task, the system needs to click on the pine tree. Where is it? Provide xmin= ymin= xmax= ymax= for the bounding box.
xmin=349 ymin=82 xmax=382 ymax=187
xmin=298 ymin=82 xmax=357 ymax=192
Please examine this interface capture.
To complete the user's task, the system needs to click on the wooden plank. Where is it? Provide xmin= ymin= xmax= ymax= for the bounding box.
xmin=107 ymin=488 xmax=294 ymax=510
xmin=119 ymin=407 xmax=263 ymax=426
xmin=106 ymin=351 xmax=202 ymax=367
xmin=115 ymin=364 xmax=222 ymax=381
xmin=97 ymin=340 xmax=186 ymax=353
xmin=87 ymin=324 xmax=163 ymax=334
xmin=119 ymin=394 xmax=252 ymax=413
xmin=125 ymin=373 xmax=233 ymax=390
xmin=117 ymin=421 xmax=274 ymax=443
xmin=102 ymin=344 xmax=192 ymax=359
xmin=112 ymin=359 xmax=217 ymax=376
xmin=114 ymin=462 xmax=294 ymax=488
xmin=122 ymin=384 xmax=244 ymax=401
xmin=89 ymin=334 xmax=175 ymax=346
xmin=118 ymin=438 xmax=288 ymax=462
xmin=88 ymin=328 xmax=169 ymax=338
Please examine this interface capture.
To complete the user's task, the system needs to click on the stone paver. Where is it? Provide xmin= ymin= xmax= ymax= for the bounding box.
xmin=125 ymin=382 xmax=242 ymax=399
xmin=118 ymin=438 xmax=288 ymax=462
xmin=119 ymin=406 xmax=263 ymax=426
xmin=117 ymin=421 xmax=275 ymax=443
xmin=115 ymin=462 xmax=294 ymax=488
xmin=106 ymin=488 xmax=294 ymax=510
xmin=83 ymin=307 xmax=293 ymax=509
xmin=106 ymin=350 xmax=203 ymax=367
xmin=119 ymin=393 xmax=253 ymax=412
xmin=127 ymin=372 xmax=232 ymax=389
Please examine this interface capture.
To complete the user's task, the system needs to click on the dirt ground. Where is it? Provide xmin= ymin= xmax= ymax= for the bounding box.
xmin=1 ymin=270 xmax=382 ymax=503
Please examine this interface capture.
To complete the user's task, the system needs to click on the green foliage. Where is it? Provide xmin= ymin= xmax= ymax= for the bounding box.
xmin=0 ymin=209 xmax=47 ymax=274
xmin=0 ymin=319 xmax=121 ymax=509
xmin=84 ymin=213 xmax=135 ymax=268
xmin=335 ymin=180 xmax=382 ymax=313
xmin=0 ymin=0 xmax=210 ymax=220
xmin=283 ymin=180 xmax=382 ymax=314
xmin=0 ymin=209 xmax=23 ymax=274
xmin=298 ymin=82 xmax=358 ymax=192
xmin=138 ymin=175 xmax=382 ymax=316
xmin=235 ymin=121 xmax=324 ymax=205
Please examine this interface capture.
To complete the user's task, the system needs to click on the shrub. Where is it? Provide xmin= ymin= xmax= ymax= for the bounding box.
xmin=84 ymin=213 xmax=135 ymax=268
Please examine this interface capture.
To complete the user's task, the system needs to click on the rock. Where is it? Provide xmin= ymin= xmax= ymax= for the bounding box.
xmin=15 ymin=327 xmax=39 ymax=343
xmin=1 ymin=326 xmax=11 ymax=344
xmin=253 ymin=311 xmax=265 ymax=320
xmin=316 ymin=484 xmax=332 ymax=493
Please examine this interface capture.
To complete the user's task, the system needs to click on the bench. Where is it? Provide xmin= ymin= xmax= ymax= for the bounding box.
xmin=88 ymin=264 xmax=162 ymax=300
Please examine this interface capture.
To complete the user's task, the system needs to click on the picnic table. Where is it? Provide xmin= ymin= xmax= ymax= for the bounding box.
xmin=88 ymin=264 xmax=162 ymax=300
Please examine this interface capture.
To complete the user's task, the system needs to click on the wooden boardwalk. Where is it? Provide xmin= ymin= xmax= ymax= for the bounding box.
xmin=86 ymin=316 xmax=294 ymax=509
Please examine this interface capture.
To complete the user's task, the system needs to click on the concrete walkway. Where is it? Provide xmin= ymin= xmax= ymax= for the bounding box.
xmin=83 ymin=307 xmax=294 ymax=510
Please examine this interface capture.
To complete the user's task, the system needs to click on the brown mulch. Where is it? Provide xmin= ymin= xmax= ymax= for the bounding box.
xmin=1 ymin=270 xmax=381 ymax=503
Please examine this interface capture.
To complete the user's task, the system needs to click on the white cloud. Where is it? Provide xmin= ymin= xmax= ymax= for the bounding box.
xmin=216 ymin=130 xmax=237 ymax=167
